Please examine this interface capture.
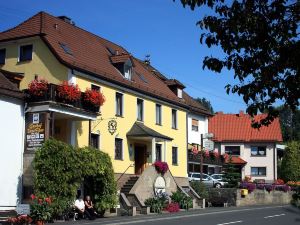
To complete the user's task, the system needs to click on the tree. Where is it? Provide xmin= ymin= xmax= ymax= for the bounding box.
xmin=176 ymin=0 xmax=300 ymax=127
xmin=223 ymin=156 xmax=241 ymax=188
xmin=195 ymin=97 xmax=214 ymax=113
xmin=277 ymin=105 xmax=300 ymax=141
xmin=279 ymin=141 xmax=300 ymax=182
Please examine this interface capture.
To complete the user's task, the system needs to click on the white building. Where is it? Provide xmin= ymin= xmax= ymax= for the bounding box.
xmin=0 ymin=70 xmax=24 ymax=210
xmin=209 ymin=111 xmax=283 ymax=182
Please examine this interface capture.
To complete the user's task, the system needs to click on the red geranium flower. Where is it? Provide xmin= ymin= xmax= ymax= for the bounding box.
xmin=57 ymin=81 xmax=81 ymax=102
xmin=28 ymin=78 xmax=48 ymax=97
xmin=84 ymin=88 xmax=105 ymax=107
xmin=30 ymin=194 xmax=36 ymax=200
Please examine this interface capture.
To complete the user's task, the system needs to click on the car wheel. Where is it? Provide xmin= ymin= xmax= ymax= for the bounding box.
xmin=215 ymin=183 xmax=222 ymax=188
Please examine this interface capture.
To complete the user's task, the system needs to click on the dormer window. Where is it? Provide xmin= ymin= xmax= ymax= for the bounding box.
xmin=165 ymin=79 xmax=185 ymax=99
xmin=110 ymin=53 xmax=134 ymax=81
xmin=124 ymin=60 xmax=132 ymax=80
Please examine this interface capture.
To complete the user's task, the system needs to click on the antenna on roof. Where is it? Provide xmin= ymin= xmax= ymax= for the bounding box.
xmin=144 ymin=54 xmax=150 ymax=65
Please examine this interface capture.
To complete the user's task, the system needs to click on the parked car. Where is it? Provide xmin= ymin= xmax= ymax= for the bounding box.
xmin=188 ymin=172 xmax=225 ymax=188
xmin=210 ymin=174 xmax=225 ymax=181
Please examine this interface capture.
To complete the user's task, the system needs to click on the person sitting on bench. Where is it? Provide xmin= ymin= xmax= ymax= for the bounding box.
xmin=74 ymin=195 xmax=93 ymax=220
xmin=84 ymin=196 xmax=97 ymax=219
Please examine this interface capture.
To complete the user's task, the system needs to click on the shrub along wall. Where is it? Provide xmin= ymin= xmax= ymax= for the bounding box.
xmin=33 ymin=139 xmax=117 ymax=218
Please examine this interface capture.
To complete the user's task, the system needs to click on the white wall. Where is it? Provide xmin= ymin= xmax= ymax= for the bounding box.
xmin=0 ymin=96 xmax=24 ymax=210
xmin=220 ymin=142 xmax=276 ymax=181
xmin=187 ymin=113 xmax=208 ymax=145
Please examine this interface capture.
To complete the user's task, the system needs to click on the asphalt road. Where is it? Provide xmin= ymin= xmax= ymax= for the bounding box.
xmin=69 ymin=205 xmax=300 ymax=225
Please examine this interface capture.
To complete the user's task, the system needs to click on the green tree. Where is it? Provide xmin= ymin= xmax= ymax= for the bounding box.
xmin=195 ymin=97 xmax=214 ymax=114
xmin=279 ymin=141 xmax=300 ymax=182
xmin=223 ymin=156 xmax=241 ymax=188
xmin=176 ymin=0 xmax=299 ymax=128
xmin=277 ymin=105 xmax=300 ymax=142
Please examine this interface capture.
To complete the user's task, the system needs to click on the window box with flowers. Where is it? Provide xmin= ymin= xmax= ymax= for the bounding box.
xmin=153 ymin=161 xmax=169 ymax=175
xmin=83 ymin=88 xmax=105 ymax=112
xmin=56 ymin=81 xmax=81 ymax=105
xmin=27 ymin=78 xmax=48 ymax=101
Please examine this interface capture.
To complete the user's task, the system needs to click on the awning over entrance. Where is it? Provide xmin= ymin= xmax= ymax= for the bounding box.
xmin=224 ymin=156 xmax=247 ymax=165
xmin=127 ymin=122 xmax=173 ymax=141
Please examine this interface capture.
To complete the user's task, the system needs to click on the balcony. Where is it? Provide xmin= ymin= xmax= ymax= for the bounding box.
xmin=24 ymin=83 xmax=99 ymax=121
xmin=188 ymin=150 xmax=223 ymax=166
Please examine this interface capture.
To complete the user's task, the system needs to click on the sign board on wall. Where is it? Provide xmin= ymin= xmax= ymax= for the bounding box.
xmin=16 ymin=204 xmax=30 ymax=215
xmin=25 ymin=113 xmax=46 ymax=151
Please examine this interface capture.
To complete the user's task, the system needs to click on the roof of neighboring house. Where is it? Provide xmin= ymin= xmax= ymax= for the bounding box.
xmin=0 ymin=12 xmax=188 ymax=108
xmin=0 ymin=70 xmax=24 ymax=99
xmin=127 ymin=122 xmax=173 ymax=141
xmin=224 ymin=156 xmax=247 ymax=165
xmin=209 ymin=111 xmax=283 ymax=142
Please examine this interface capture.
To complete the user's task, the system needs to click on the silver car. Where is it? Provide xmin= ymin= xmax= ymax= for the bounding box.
xmin=188 ymin=172 xmax=225 ymax=188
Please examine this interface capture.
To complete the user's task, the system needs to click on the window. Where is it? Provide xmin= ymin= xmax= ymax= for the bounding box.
xmin=90 ymin=133 xmax=99 ymax=149
xmin=251 ymin=146 xmax=266 ymax=156
xmin=156 ymin=104 xmax=162 ymax=125
xmin=0 ymin=49 xmax=6 ymax=64
xmin=172 ymin=147 xmax=178 ymax=165
xmin=137 ymin=98 xmax=144 ymax=121
xmin=124 ymin=61 xmax=132 ymax=80
xmin=172 ymin=109 xmax=177 ymax=129
xmin=156 ymin=144 xmax=162 ymax=161
xmin=251 ymin=167 xmax=266 ymax=176
xmin=177 ymin=88 xmax=183 ymax=98
xmin=19 ymin=44 xmax=33 ymax=62
xmin=91 ymin=84 xmax=100 ymax=92
xmin=115 ymin=138 xmax=123 ymax=160
xmin=225 ymin=146 xmax=240 ymax=155
xmin=59 ymin=43 xmax=73 ymax=55
xmin=115 ymin=92 xmax=123 ymax=116
xmin=192 ymin=119 xmax=199 ymax=131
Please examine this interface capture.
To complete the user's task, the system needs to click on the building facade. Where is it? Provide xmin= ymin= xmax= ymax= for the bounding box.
xmin=209 ymin=111 xmax=283 ymax=182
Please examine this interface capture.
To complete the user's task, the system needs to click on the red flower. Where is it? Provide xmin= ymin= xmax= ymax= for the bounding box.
xmin=84 ymin=88 xmax=106 ymax=107
xmin=28 ymin=78 xmax=48 ymax=97
xmin=214 ymin=151 xmax=219 ymax=158
xmin=57 ymin=81 xmax=81 ymax=102
xmin=45 ymin=197 xmax=52 ymax=204
xmin=153 ymin=161 xmax=169 ymax=174
xmin=38 ymin=198 xmax=43 ymax=204
xmin=165 ymin=202 xmax=180 ymax=213
xmin=30 ymin=194 xmax=36 ymax=200
xmin=203 ymin=150 xmax=210 ymax=158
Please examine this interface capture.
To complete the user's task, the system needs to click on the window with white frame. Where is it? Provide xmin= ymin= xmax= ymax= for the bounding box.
xmin=156 ymin=104 xmax=162 ymax=125
xmin=115 ymin=92 xmax=123 ymax=116
xmin=90 ymin=133 xmax=100 ymax=150
xmin=172 ymin=109 xmax=177 ymax=129
xmin=251 ymin=167 xmax=266 ymax=176
xmin=251 ymin=146 xmax=266 ymax=156
xmin=137 ymin=98 xmax=144 ymax=121
xmin=225 ymin=146 xmax=240 ymax=155
xmin=192 ymin=119 xmax=199 ymax=131
xmin=115 ymin=138 xmax=123 ymax=160
xmin=124 ymin=60 xmax=132 ymax=80
xmin=172 ymin=147 xmax=178 ymax=165
xmin=19 ymin=44 xmax=33 ymax=62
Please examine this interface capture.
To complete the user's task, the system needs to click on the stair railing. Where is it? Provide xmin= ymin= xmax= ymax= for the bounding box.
xmin=117 ymin=163 xmax=135 ymax=182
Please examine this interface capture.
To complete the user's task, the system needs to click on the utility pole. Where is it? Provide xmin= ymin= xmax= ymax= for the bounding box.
xmin=200 ymin=133 xmax=203 ymax=182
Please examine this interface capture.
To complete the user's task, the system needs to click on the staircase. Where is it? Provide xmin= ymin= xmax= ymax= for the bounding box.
xmin=0 ymin=210 xmax=16 ymax=222
xmin=120 ymin=176 xmax=139 ymax=194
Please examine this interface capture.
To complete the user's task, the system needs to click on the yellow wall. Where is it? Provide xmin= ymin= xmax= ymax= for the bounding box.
xmin=76 ymin=76 xmax=187 ymax=177
xmin=0 ymin=37 xmax=68 ymax=89
xmin=0 ymin=37 xmax=187 ymax=178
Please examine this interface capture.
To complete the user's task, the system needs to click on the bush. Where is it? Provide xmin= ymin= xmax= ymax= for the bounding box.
xmin=165 ymin=202 xmax=180 ymax=213
xmin=190 ymin=181 xmax=208 ymax=199
xmin=144 ymin=195 xmax=167 ymax=213
xmin=33 ymin=139 xmax=117 ymax=218
xmin=291 ymin=186 xmax=300 ymax=209
xmin=280 ymin=141 xmax=300 ymax=182
xmin=170 ymin=191 xmax=193 ymax=210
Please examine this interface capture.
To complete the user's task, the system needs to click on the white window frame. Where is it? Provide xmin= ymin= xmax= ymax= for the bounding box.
xmin=155 ymin=104 xmax=162 ymax=125
xmin=115 ymin=92 xmax=124 ymax=116
xmin=114 ymin=137 xmax=124 ymax=160
xmin=124 ymin=60 xmax=132 ymax=80
xmin=137 ymin=98 xmax=144 ymax=121
xmin=177 ymin=88 xmax=183 ymax=98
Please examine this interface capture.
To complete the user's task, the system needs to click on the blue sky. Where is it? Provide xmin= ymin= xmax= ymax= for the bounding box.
xmin=0 ymin=0 xmax=247 ymax=113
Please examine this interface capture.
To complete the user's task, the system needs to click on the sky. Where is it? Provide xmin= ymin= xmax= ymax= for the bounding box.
xmin=0 ymin=0 xmax=248 ymax=113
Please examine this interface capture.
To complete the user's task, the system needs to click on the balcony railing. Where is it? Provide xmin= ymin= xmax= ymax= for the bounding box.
xmin=25 ymin=83 xmax=100 ymax=113
xmin=188 ymin=151 xmax=223 ymax=165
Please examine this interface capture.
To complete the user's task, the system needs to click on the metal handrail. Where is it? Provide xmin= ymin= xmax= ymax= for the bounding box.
xmin=117 ymin=164 xmax=135 ymax=182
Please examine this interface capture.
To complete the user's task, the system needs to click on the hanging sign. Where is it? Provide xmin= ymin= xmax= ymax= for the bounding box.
xmin=25 ymin=113 xmax=46 ymax=151
xmin=108 ymin=119 xmax=117 ymax=135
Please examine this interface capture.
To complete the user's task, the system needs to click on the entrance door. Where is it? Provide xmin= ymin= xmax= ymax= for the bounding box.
xmin=135 ymin=145 xmax=146 ymax=175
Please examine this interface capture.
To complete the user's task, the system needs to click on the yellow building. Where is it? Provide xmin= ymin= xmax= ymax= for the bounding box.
xmin=0 ymin=12 xmax=192 ymax=190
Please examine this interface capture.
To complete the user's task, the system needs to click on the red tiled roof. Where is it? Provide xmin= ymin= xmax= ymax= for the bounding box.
xmin=0 ymin=70 xmax=24 ymax=99
xmin=225 ymin=156 xmax=247 ymax=164
xmin=0 ymin=12 xmax=186 ymax=107
xmin=209 ymin=112 xmax=283 ymax=142
xmin=110 ymin=53 xmax=132 ymax=64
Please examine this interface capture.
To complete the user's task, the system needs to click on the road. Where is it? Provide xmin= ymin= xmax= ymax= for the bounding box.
xmin=70 ymin=205 xmax=300 ymax=225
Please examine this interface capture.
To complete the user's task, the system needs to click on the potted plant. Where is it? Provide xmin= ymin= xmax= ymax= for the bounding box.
xmin=153 ymin=161 xmax=169 ymax=175
xmin=56 ymin=81 xmax=81 ymax=105
xmin=83 ymin=88 xmax=105 ymax=112
xmin=28 ymin=78 xmax=48 ymax=101
xmin=29 ymin=195 xmax=52 ymax=225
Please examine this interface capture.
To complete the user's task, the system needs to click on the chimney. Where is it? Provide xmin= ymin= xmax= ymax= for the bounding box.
xmin=239 ymin=110 xmax=244 ymax=116
xmin=57 ymin=16 xmax=75 ymax=25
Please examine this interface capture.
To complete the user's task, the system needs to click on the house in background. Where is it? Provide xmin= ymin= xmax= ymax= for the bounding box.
xmin=0 ymin=70 xmax=24 ymax=210
xmin=209 ymin=111 xmax=283 ymax=182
